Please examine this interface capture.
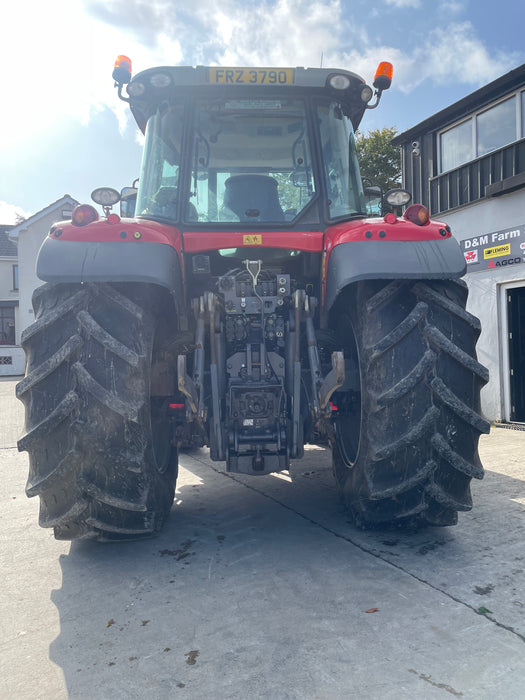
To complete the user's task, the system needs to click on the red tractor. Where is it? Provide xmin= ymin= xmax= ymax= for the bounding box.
xmin=17 ymin=57 xmax=489 ymax=541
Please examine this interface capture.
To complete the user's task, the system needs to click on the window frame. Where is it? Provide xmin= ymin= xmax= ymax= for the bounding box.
xmin=0 ymin=304 xmax=16 ymax=346
xmin=438 ymin=89 xmax=525 ymax=174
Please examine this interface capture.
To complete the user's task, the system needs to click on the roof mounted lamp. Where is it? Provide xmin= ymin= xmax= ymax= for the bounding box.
xmin=366 ymin=61 xmax=393 ymax=110
xmin=385 ymin=188 xmax=411 ymax=216
xmin=113 ymin=55 xmax=132 ymax=102
xmin=91 ymin=187 xmax=121 ymax=219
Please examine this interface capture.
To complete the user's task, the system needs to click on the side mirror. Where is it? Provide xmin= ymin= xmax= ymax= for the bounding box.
xmin=291 ymin=168 xmax=308 ymax=188
xmin=363 ymin=185 xmax=382 ymax=216
xmin=120 ymin=187 xmax=137 ymax=218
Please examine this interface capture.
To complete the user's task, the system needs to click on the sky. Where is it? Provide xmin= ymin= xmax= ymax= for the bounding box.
xmin=1 ymin=0 xmax=524 ymax=224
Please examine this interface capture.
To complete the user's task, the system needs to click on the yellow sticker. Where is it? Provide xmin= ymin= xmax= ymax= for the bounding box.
xmin=243 ymin=234 xmax=262 ymax=245
xmin=484 ymin=243 xmax=511 ymax=259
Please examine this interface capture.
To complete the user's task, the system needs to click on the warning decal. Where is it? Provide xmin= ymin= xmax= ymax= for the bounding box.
xmin=243 ymin=234 xmax=262 ymax=245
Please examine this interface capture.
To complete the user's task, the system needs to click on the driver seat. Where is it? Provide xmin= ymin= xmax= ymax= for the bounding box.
xmin=223 ymin=175 xmax=285 ymax=222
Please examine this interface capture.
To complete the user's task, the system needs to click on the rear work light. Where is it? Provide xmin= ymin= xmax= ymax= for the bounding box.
xmin=385 ymin=189 xmax=411 ymax=208
xmin=72 ymin=204 xmax=99 ymax=227
xmin=127 ymin=81 xmax=145 ymax=97
xmin=91 ymin=187 xmax=121 ymax=207
xmin=404 ymin=204 xmax=430 ymax=226
xmin=360 ymin=85 xmax=374 ymax=103
xmin=329 ymin=74 xmax=351 ymax=90
xmin=149 ymin=72 xmax=172 ymax=88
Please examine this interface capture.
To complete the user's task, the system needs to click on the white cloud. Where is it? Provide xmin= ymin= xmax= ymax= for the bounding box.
xmin=384 ymin=0 xmax=420 ymax=7
xmin=4 ymin=0 xmax=521 ymax=147
xmin=402 ymin=22 xmax=520 ymax=92
xmin=87 ymin=0 xmax=348 ymax=69
xmin=0 ymin=202 xmax=32 ymax=226
xmin=215 ymin=0 xmax=345 ymax=67
xmin=439 ymin=0 xmax=465 ymax=13
xmin=339 ymin=21 xmax=519 ymax=97
xmin=85 ymin=0 xmax=520 ymax=97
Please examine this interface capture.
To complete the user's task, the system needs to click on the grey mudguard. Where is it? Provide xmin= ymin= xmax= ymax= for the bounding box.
xmin=324 ymin=237 xmax=467 ymax=311
xmin=37 ymin=238 xmax=183 ymax=300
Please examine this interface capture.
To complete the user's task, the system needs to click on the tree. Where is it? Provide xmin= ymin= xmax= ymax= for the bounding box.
xmin=355 ymin=126 xmax=401 ymax=195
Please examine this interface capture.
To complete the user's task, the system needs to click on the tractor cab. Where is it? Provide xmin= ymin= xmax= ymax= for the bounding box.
xmin=114 ymin=60 xmax=392 ymax=231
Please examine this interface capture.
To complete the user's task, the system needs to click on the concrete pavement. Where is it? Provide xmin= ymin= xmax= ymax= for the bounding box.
xmin=1 ymin=377 xmax=524 ymax=699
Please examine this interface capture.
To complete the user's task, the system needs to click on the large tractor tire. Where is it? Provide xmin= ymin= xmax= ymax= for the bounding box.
xmin=330 ymin=279 xmax=490 ymax=528
xmin=17 ymin=282 xmax=179 ymax=541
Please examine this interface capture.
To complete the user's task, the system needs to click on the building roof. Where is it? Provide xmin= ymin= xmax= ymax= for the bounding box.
xmin=0 ymin=225 xmax=17 ymax=257
xmin=392 ymin=63 xmax=525 ymax=145
xmin=8 ymin=195 xmax=78 ymax=244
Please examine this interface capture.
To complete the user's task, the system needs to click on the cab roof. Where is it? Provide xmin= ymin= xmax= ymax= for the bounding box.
xmin=127 ymin=65 xmax=369 ymax=132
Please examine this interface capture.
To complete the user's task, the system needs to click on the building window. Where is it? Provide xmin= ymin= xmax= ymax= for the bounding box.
xmin=12 ymin=264 xmax=18 ymax=291
xmin=522 ymin=91 xmax=525 ymax=138
xmin=0 ymin=305 xmax=15 ymax=345
xmin=477 ymin=96 xmax=516 ymax=157
xmin=440 ymin=118 xmax=473 ymax=172
xmin=439 ymin=91 xmax=523 ymax=173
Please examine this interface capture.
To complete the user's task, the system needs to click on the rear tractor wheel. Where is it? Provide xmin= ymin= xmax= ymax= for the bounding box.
xmin=331 ymin=279 xmax=490 ymax=528
xmin=17 ymin=282 xmax=180 ymax=541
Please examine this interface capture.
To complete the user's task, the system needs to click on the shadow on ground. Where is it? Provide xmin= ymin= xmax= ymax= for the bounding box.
xmin=48 ymin=445 xmax=525 ymax=698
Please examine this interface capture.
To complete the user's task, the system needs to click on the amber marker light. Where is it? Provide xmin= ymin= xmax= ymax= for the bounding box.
xmin=71 ymin=204 xmax=99 ymax=227
xmin=112 ymin=55 xmax=132 ymax=84
xmin=373 ymin=62 xmax=393 ymax=91
xmin=404 ymin=204 xmax=430 ymax=226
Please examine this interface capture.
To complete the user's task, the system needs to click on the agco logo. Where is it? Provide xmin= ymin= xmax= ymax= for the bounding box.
xmin=487 ymin=258 xmax=522 ymax=269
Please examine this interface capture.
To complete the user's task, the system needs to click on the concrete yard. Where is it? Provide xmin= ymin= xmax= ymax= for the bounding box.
xmin=1 ymin=376 xmax=524 ymax=699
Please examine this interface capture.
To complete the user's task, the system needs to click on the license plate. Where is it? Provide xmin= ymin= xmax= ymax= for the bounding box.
xmin=209 ymin=68 xmax=294 ymax=85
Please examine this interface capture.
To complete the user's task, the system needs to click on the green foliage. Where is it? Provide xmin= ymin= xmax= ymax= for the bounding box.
xmin=272 ymin=171 xmax=312 ymax=214
xmin=356 ymin=126 xmax=401 ymax=195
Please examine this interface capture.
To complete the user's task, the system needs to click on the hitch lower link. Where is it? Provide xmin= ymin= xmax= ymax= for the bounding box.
xmin=177 ymin=293 xmax=223 ymax=456
xmin=297 ymin=291 xmax=345 ymax=420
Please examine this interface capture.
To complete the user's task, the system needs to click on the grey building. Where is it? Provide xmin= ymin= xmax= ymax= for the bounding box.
xmin=1 ymin=196 xmax=77 ymax=376
xmin=393 ymin=64 xmax=525 ymax=423
xmin=0 ymin=225 xmax=21 ymax=373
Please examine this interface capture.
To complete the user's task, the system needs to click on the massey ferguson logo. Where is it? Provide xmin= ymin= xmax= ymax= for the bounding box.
xmin=464 ymin=250 xmax=478 ymax=264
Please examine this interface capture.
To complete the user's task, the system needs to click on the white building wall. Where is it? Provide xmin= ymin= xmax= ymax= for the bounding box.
xmin=17 ymin=207 xmax=75 ymax=342
xmin=2 ymin=197 xmax=76 ymax=376
xmin=0 ymin=347 xmax=25 ymax=375
xmin=443 ymin=192 xmax=525 ymax=422
xmin=0 ymin=258 xmax=17 ymax=299
xmin=0 ymin=256 xmax=22 ymax=374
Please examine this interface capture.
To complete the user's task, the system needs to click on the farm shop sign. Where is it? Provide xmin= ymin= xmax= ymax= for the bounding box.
xmin=460 ymin=225 xmax=525 ymax=273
